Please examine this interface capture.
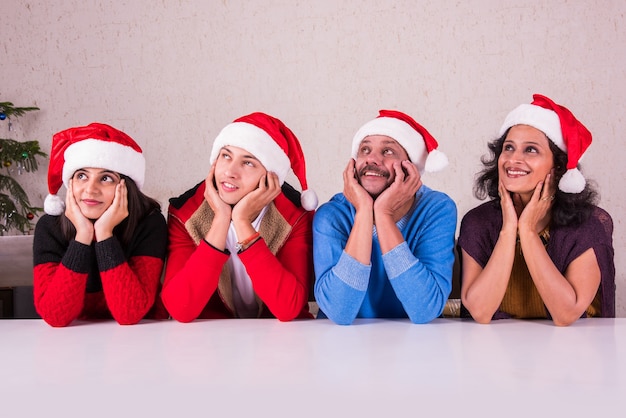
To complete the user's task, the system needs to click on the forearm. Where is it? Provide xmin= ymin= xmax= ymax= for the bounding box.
xmin=240 ymin=240 xmax=309 ymax=321
xmin=34 ymin=262 xmax=88 ymax=327
xmin=314 ymin=252 xmax=369 ymax=325
xmin=385 ymin=242 xmax=452 ymax=323
xmin=461 ymin=231 xmax=516 ymax=323
xmin=374 ymin=212 xmax=404 ymax=254
xmin=519 ymin=231 xmax=582 ymax=325
xmin=33 ymin=239 xmax=93 ymax=327
xmin=97 ymin=239 xmax=164 ymax=325
xmin=163 ymin=242 xmax=227 ymax=322
xmin=344 ymin=208 xmax=373 ymax=265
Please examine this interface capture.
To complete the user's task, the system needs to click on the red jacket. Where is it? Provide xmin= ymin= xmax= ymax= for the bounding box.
xmin=161 ymin=181 xmax=313 ymax=322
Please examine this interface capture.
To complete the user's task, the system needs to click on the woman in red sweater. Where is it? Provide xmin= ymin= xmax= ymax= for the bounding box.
xmin=160 ymin=112 xmax=317 ymax=321
xmin=33 ymin=123 xmax=167 ymax=327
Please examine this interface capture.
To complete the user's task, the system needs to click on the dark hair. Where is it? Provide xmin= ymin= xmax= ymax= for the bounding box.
xmin=474 ymin=129 xmax=598 ymax=227
xmin=60 ymin=175 xmax=161 ymax=247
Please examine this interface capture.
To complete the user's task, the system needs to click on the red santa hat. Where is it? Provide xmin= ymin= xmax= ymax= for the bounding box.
xmin=209 ymin=112 xmax=318 ymax=211
xmin=44 ymin=122 xmax=146 ymax=215
xmin=351 ymin=109 xmax=448 ymax=174
xmin=499 ymin=94 xmax=592 ymax=193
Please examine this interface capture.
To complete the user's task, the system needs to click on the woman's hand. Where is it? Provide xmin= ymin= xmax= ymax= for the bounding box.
xmin=518 ymin=170 xmax=556 ymax=235
xmin=498 ymin=180 xmax=520 ymax=236
xmin=94 ymin=179 xmax=129 ymax=242
xmin=65 ymin=179 xmax=94 ymax=245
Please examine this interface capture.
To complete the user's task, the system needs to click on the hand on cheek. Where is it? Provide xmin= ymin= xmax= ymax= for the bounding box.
xmin=94 ymin=180 xmax=129 ymax=242
xmin=65 ymin=179 xmax=94 ymax=244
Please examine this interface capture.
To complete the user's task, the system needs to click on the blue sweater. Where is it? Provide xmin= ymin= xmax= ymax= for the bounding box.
xmin=313 ymin=185 xmax=457 ymax=325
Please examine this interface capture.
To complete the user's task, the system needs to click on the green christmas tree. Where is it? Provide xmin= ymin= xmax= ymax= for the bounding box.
xmin=0 ymin=101 xmax=47 ymax=235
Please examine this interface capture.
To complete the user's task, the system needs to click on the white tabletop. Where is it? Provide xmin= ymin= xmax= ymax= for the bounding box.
xmin=2 ymin=318 xmax=625 ymax=417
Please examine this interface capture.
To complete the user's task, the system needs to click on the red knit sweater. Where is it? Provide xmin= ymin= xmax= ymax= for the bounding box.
xmin=32 ymin=211 xmax=168 ymax=327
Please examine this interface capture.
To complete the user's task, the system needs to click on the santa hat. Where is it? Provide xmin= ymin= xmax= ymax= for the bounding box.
xmin=209 ymin=112 xmax=318 ymax=211
xmin=499 ymin=94 xmax=592 ymax=193
xmin=44 ymin=122 xmax=146 ymax=215
xmin=351 ymin=109 xmax=448 ymax=174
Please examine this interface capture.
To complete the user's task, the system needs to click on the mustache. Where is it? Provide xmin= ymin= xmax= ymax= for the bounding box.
xmin=358 ymin=165 xmax=390 ymax=178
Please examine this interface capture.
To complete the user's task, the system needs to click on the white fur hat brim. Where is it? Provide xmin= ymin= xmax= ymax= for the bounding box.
xmin=62 ymin=139 xmax=146 ymax=189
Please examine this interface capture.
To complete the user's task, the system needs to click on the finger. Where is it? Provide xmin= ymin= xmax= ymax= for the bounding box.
xmin=387 ymin=162 xmax=402 ymax=184
xmin=267 ymin=171 xmax=280 ymax=190
xmin=530 ymin=181 xmax=544 ymax=202
xmin=343 ymin=159 xmax=357 ymax=184
xmin=66 ymin=179 xmax=73 ymax=206
xmin=541 ymin=171 xmax=556 ymax=201
xmin=258 ymin=173 xmax=270 ymax=191
xmin=118 ymin=179 xmax=128 ymax=210
xmin=498 ymin=182 xmax=509 ymax=202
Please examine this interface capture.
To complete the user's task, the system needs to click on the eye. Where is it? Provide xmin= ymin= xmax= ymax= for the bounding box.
xmin=101 ymin=174 xmax=116 ymax=183
xmin=243 ymin=160 xmax=255 ymax=167
xmin=503 ymin=143 xmax=514 ymax=152
xmin=383 ymin=148 xmax=394 ymax=156
xmin=75 ymin=172 xmax=87 ymax=180
xmin=220 ymin=151 xmax=231 ymax=160
xmin=525 ymin=146 xmax=538 ymax=153
xmin=359 ymin=146 xmax=371 ymax=156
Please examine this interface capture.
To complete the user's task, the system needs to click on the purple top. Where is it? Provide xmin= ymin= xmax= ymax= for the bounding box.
xmin=458 ymin=201 xmax=615 ymax=319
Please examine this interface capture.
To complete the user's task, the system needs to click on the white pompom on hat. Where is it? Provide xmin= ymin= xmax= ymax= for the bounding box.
xmin=44 ymin=123 xmax=145 ymax=216
xmin=499 ymin=94 xmax=592 ymax=194
xmin=209 ymin=112 xmax=318 ymax=211
xmin=351 ymin=109 xmax=448 ymax=174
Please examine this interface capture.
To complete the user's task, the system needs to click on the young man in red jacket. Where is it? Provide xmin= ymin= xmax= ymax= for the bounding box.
xmin=161 ymin=112 xmax=317 ymax=321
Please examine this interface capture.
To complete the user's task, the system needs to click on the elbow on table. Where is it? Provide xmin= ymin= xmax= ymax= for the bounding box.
xmin=550 ymin=313 xmax=580 ymax=327
xmin=42 ymin=316 xmax=75 ymax=328
xmin=325 ymin=312 xmax=355 ymax=325
xmin=461 ymin=298 xmax=494 ymax=324
xmin=167 ymin=308 xmax=198 ymax=323
xmin=114 ymin=316 xmax=143 ymax=326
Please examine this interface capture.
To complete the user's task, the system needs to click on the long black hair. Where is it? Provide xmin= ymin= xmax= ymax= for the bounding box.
xmin=474 ymin=129 xmax=598 ymax=227
xmin=60 ymin=175 xmax=161 ymax=247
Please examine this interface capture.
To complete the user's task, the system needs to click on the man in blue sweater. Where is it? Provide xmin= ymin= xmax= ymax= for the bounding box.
xmin=313 ymin=110 xmax=457 ymax=324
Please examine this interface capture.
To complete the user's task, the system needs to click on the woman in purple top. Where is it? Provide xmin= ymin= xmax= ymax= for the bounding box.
xmin=458 ymin=94 xmax=614 ymax=326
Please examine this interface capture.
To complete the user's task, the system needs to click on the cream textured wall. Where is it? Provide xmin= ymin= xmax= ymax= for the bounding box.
xmin=2 ymin=0 xmax=625 ymax=315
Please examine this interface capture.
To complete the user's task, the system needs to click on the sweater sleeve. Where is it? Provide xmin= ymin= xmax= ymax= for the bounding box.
xmin=313 ymin=198 xmax=371 ymax=325
xmin=384 ymin=194 xmax=457 ymax=323
xmin=160 ymin=210 xmax=229 ymax=322
xmin=96 ymin=210 xmax=168 ymax=325
xmin=33 ymin=215 xmax=94 ymax=327
xmin=238 ymin=210 xmax=314 ymax=321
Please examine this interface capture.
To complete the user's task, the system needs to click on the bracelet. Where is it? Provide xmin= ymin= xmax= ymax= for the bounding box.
xmin=235 ymin=231 xmax=260 ymax=253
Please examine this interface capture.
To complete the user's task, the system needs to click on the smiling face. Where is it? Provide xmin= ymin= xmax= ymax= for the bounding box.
xmin=71 ymin=167 xmax=121 ymax=220
xmin=498 ymin=125 xmax=555 ymax=201
xmin=213 ymin=145 xmax=267 ymax=205
xmin=354 ymin=135 xmax=410 ymax=198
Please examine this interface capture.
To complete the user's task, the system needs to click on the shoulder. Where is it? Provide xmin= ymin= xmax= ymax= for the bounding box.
xmin=34 ymin=214 xmax=62 ymax=236
xmin=458 ymin=200 xmax=501 ymax=246
xmin=273 ymin=190 xmax=311 ymax=226
xmin=318 ymin=193 xmax=351 ymax=210
xmin=421 ymin=185 xmax=456 ymax=206
xmin=556 ymin=205 xmax=613 ymax=242
xmin=461 ymin=200 xmax=499 ymax=224
xmin=168 ymin=181 xmax=206 ymax=222
xmin=414 ymin=186 xmax=457 ymax=220
xmin=140 ymin=208 xmax=167 ymax=230
xmin=314 ymin=193 xmax=352 ymax=218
